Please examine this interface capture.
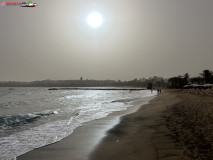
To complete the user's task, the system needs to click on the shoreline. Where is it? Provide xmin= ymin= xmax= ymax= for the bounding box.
xmin=90 ymin=90 xmax=213 ymax=160
xmin=18 ymin=94 xmax=155 ymax=160
xmin=89 ymin=90 xmax=188 ymax=160
xmin=20 ymin=89 xmax=213 ymax=160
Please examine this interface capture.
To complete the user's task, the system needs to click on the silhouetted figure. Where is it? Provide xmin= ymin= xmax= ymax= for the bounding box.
xmin=157 ymin=88 xmax=162 ymax=93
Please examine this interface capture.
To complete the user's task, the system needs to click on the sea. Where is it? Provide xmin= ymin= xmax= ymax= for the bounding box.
xmin=0 ymin=87 xmax=156 ymax=160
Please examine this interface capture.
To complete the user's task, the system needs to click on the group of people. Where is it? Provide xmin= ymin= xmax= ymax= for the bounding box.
xmin=157 ymin=88 xmax=162 ymax=93
xmin=151 ymin=88 xmax=162 ymax=93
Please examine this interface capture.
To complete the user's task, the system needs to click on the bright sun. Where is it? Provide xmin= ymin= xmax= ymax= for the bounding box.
xmin=87 ymin=12 xmax=103 ymax=28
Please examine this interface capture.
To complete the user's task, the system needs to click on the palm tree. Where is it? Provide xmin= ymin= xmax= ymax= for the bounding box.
xmin=183 ymin=73 xmax=190 ymax=85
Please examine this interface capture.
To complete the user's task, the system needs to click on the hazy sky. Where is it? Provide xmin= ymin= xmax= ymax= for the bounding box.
xmin=0 ymin=0 xmax=213 ymax=81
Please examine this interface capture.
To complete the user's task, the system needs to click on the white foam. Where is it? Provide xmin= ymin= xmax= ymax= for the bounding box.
xmin=0 ymin=89 xmax=157 ymax=160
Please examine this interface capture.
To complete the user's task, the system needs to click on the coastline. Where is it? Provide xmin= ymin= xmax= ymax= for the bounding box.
xmin=89 ymin=89 xmax=189 ymax=160
xmin=18 ymin=93 xmax=155 ymax=160
xmin=20 ymin=89 xmax=213 ymax=160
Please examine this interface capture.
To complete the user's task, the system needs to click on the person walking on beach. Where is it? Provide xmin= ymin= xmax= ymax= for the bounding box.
xmin=157 ymin=88 xmax=162 ymax=94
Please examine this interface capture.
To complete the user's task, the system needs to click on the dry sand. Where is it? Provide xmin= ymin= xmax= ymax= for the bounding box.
xmin=91 ymin=90 xmax=213 ymax=160
xmin=165 ymin=91 xmax=213 ymax=159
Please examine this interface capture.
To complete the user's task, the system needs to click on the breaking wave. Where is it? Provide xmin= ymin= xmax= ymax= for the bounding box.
xmin=0 ymin=110 xmax=58 ymax=129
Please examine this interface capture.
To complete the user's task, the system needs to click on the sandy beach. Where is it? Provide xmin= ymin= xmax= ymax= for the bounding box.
xmin=165 ymin=91 xmax=213 ymax=159
xmin=18 ymin=90 xmax=213 ymax=160
xmin=91 ymin=90 xmax=213 ymax=160
xmin=18 ymin=95 xmax=154 ymax=160
xmin=90 ymin=90 xmax=189 ymax=160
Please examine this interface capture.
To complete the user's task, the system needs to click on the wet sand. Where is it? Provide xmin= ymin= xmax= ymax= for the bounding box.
xmin=91 ymin=90 xmax=213 ymax=160
xmin=18 ymin=95 xmax=154 ymax=160
xmin=90 ymin=90 xmax=189 ymax=160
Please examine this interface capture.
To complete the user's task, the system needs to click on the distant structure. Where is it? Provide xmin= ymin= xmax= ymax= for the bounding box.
xmin=80 ymin=77 xmax=83 ymax=81
xmin=147 ymin=83 xmax=153 ymax=89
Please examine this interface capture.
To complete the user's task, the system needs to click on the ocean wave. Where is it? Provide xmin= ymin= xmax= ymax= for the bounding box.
xmin=111 ymin=97 xmax=141 ymax=103
xmin=0 ymin=89 xmax=157 ymax=159
xmin=0 ymin=110 xmax=58 ymax=128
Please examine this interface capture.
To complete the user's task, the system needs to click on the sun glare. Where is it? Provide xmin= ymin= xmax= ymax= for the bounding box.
xmin=87 ymin=12 xmax=103 ymax=28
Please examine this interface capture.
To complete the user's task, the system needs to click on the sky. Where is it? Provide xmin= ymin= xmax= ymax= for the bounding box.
xmin=0 ymin=0 xmax=213 ymax=81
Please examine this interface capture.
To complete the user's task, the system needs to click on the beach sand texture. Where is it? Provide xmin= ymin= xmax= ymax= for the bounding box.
xmin=165 ymin=91 xmax=213 ymax=159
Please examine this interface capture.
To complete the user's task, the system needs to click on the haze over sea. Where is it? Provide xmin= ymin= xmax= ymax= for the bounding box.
xmin=0 ymin=87 xmax=156 ymax=159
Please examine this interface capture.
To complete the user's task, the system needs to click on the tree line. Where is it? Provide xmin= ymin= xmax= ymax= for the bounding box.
xmin=0 ymin=77 xmax=167 ymax=88
xmin=168 ymin=69 xmax=213 ymax=88
xmin=0 ymin=69 xmax=212 ymax=88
